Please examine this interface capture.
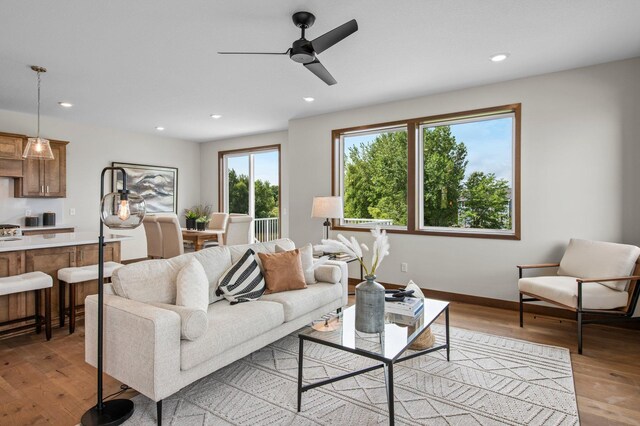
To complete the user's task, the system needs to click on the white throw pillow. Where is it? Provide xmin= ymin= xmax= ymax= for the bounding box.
xmin=150 ymin=302 xmax=208 ymax=341
xmin=176 ymin=259 xmax=209 ymax=312
xmin=276 ymin=243 xmax=317 ymax=284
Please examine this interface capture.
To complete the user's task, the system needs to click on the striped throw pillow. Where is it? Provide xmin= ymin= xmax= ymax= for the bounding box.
xmin=215 ymin=249 xmax=265 ymax=304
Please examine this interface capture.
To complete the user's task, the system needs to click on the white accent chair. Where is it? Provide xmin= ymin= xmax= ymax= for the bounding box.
xmin=0 ymin=272 xmax=53 ymax=340
xmin=58 ymin=261 xmax=124 ymax=334
xmin=157 ymin=214 xmax=185 ymax=258
xmin=518 ymin=239 xmax=640 ymax=354
xmin=224 ymin=214 xmax=253 ymax=246
xmin=143 ymin=215 xmax=163 ymax=259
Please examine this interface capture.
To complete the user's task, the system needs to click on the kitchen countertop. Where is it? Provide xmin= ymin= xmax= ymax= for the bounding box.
xmin=21 ymin=225 xmax=76 ymax=231
xmin=0 ymin=232 xmax=132 ymax=252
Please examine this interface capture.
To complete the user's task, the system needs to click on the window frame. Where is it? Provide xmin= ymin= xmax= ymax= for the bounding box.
xmin=331 ymin=104 xmax=521 ymax=240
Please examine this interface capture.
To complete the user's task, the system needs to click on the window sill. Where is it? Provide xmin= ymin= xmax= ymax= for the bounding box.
xmin=332 ymin=225 xmax=520 ymax=240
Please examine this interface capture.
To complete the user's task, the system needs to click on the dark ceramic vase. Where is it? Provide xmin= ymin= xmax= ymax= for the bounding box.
xmin=186 ymin=218 xmax=196 ymax=230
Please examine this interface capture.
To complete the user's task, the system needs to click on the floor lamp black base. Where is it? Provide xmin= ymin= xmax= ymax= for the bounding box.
xmin=81 ymin=399 xmax=135 ymax=426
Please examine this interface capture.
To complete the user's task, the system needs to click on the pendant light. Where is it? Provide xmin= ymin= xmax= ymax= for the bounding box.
xmin=22 ymin=65 xmax=55 ymax=160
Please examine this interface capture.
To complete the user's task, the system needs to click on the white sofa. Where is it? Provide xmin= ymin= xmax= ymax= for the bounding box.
xmin=84 ymin=238 xmax=347 ymax=420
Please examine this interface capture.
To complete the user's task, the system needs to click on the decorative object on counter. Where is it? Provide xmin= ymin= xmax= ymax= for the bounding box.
xmin=112 ymin=162 xmax=178 ymax=213
xmin=184 ymin=209 xmax=199 ymax=230
xmin=81 ymin=166 xmax=146 ymax=426
xmin=316 ymin=226 xmax=390 ymax=333
xmin=311 ymin=196 xmax=343 ymax=240
xmin=42 ymin=212 xmax=56 ymax=226
xmin=22 ymin=66 xmax=55 ymax=160
xmin=25 ymin=216 xmax=39 ymax=227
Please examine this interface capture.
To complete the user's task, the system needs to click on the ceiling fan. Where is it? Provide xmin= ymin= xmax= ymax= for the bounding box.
xmin=218 ymin=11 xmax=358 ymax=86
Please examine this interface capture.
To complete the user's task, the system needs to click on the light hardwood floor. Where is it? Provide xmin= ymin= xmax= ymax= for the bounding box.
xmin=1 ymin=302 xmax=639 ymax=425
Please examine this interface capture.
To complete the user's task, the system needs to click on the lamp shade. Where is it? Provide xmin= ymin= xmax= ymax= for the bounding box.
xmin=311 ymin=196 xmax=343 ymax=219
xmin=23 ymin=137 xmax=54 ymax=160
xmin=101 ymin=191 xmax=146 ymax=229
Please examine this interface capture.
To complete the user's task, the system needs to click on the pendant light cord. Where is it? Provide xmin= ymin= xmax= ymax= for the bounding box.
xmin=36 ymin=70 xmax=41 ymax=139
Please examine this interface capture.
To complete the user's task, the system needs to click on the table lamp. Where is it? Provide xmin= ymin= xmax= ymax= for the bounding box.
xmin=311 ymin=196 xmax=343 ymax=240
xmin=81 ymin=167 xmax=145 ymax=426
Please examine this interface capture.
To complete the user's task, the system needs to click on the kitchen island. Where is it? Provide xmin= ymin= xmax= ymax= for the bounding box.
xmin=0 ymin=232 xmax=131 ymax=336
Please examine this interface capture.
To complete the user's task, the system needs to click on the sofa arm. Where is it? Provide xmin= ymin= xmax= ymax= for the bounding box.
xmin=324 ymin=260 xmax=349 ymax=306
xmin=85 ymin=294 xmax=182 ymax=401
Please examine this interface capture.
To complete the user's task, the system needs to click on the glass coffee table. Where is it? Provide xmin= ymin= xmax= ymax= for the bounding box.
xmin=297 ymin=298 xmax=450 ymax=426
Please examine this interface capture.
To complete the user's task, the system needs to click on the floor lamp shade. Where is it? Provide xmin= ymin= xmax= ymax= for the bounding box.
xmin=81 ymin=167 xmax=146 ymax=426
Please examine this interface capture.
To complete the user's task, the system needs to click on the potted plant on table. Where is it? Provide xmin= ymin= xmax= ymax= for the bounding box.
xmin=315 ymin=226 xmax=390 ymax=333
xmin=184 ymin=209 xmax=199 ymax=230
xmin=196 ymin=216 xmax=209 ymax=231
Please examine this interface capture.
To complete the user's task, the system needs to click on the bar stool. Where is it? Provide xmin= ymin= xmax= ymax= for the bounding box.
xmin=58 ymin=261 xmax=124 ymax=334
xmin=0 ymin=272 xmax=53 ymax=340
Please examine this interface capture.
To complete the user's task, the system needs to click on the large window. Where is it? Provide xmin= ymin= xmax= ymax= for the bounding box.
xmin=219 ymin=145 xmax=280 ymax=242
xmin=332 ymin=104 xmax=520 ymax=239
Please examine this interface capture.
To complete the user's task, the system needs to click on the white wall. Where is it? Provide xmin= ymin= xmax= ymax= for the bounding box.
xmin=200 ymin=131 xmax=289 ymax=236
xmin=0 ymin=109 xmax=201 ymax=259
xmin=288 ymin=57 xmax=640 ymax=301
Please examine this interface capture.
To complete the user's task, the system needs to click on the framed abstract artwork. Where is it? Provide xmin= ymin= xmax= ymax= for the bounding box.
xmin=112 ymin=162 xmax=178 ymax=213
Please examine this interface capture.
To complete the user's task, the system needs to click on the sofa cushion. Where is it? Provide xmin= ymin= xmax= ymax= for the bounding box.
xmin=558 ymin=239 xmax=640 ymax=291
xmin=314 ymin=265 xmax=341 ymax=284
xmin=276 ymin=243 xmax=316 ymax=284
xmin=216 ymin=249 xmax=266 ymax=304
xmin=260 ymin=283 xmax=342 ymax=322
xmin=150 ymin=302 xmax=208 ymax=341
xmin=180 ymin=300 xmax=285 ymax=370
xmin=519 ymin=276 xmax=628 ymax=310
xmin=176 ymin=259 xmax=209 ymax=312
xmin=111 ymin=246 xmax=232 ymax=304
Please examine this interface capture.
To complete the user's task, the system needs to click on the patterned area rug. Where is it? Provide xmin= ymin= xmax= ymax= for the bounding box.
xmin=125 ymin=324 xmax=579 ymax=425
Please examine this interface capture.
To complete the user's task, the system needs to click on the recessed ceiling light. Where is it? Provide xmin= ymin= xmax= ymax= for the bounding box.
xmin=490 ymin=53 xmax=509 ymax=62
xmin=58 ymin=102 xmax=73 ymax=108
xmin=210 ymin=114 xmax=222 ymax=119
xmin=303 ymin=97 xmax=315 ymax=102
xmin=155 ymin=126 xmax=165 ymax=131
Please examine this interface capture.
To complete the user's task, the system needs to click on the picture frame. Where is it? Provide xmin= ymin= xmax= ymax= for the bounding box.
xmin=111 ymin=162 xmax=178 ymax=214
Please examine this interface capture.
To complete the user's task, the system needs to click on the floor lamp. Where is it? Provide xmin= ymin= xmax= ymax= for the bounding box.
xmin=81 ymin=167 xmax=145 ymax=426
xmin=311 ymin=196 xmax=343 ymax=240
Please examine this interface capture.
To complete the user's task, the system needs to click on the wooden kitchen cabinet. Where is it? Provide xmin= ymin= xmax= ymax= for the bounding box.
xmin=14 ymin=140 xmax=68 ymax=198
xmin=0 ymin=133 xmax=24 ymax=177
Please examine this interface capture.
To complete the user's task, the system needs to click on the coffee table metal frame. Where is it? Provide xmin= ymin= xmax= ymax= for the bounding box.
xmin=297 ymin=301 xmax=450 ymax=426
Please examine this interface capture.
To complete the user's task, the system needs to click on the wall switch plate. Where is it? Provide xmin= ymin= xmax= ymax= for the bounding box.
xmin=69 ymin=208 xmax=76 ymax=216
xmin=401 ymin=262 xmax=408 ymax=272
xmin=25 ymin=209 xmax=32 ymax=216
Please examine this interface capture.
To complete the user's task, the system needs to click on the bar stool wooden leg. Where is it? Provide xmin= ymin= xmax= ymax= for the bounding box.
xmin=35 ymin=289 xmax=42 ymax=334
xmin=69 ymin=283 xmax=76 ymax=334
xmin=59 ymin=280 xmax=66 ymax=327
xmin=44 ymin=288 xmax=52 ymax=341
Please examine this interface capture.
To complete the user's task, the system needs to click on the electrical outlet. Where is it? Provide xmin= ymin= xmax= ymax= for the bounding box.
xmin=25 ymin=209 xmax=32 ymax=216
xmin=69 ymin=208 xmax=76 ymax=216
xmin=401 ymin=262 xmax=408 ymax=272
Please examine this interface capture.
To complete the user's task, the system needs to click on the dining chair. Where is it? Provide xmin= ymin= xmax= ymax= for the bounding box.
xmin=204 ymin=212 xmax=229 ymax=248
xmin=224 ymin=214 xmax=254 ymax=246
xmin=142 ymin=215 xmax=163 ymax=259
xmin=156 ymin=214 xmax=185 ymax=258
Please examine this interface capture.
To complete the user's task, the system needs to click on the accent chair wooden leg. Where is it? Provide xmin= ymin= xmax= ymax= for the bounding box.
xmin=44 ymin=287 xmax=52 ymax=341
xmin=35 ymin=289 xmax=42 ymax=334
xmin=519 ymin=293 xmax=524 ymax=327
xmin=59 ymin=280 xmax=66 ymax=327
xmin=577 ymin=311 xmax=583 ymax=355
xmin=69 ymin=282 xmax=76 ymax=334
xmin=156 ymin=400 xmax=162 ymax=426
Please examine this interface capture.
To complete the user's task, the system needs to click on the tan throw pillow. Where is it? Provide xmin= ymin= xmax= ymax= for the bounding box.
xmin=276 ymin=243 xmax=317 ymax=284
xmin=258 ymin=249 xmax=307 ymax=294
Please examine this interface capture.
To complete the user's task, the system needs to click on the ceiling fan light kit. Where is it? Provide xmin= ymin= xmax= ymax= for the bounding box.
xmin=218 ymin=11 xmax=358 ymax=85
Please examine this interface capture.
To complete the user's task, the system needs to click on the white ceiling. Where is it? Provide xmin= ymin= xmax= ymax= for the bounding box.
xmin=1 ymin=0 xmax=639 ymax=142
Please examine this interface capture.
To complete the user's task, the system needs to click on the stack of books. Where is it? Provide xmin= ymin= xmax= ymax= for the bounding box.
xmin=385 ymin=297 xmax=424 ymax=322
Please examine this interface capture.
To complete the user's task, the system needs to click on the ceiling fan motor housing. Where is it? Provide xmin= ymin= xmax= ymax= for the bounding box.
xmin=290 ymin=39 xmax=315 ymax=63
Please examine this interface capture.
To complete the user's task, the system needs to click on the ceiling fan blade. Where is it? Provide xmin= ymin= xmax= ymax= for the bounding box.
xmin=304 ymin=59 xmax=337 ymax=85
xmin=218 ymin=49 xmax=290 ymax=55
xmin=310 ymin=19 xmax=358 ymax=55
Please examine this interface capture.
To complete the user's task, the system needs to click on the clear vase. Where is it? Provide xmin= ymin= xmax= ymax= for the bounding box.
xmin=355 ymin=275 xmax=385 ymax=333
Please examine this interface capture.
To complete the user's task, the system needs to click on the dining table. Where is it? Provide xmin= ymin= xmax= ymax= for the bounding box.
xmin=181 ymin=229 xmax=223 ymax=251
